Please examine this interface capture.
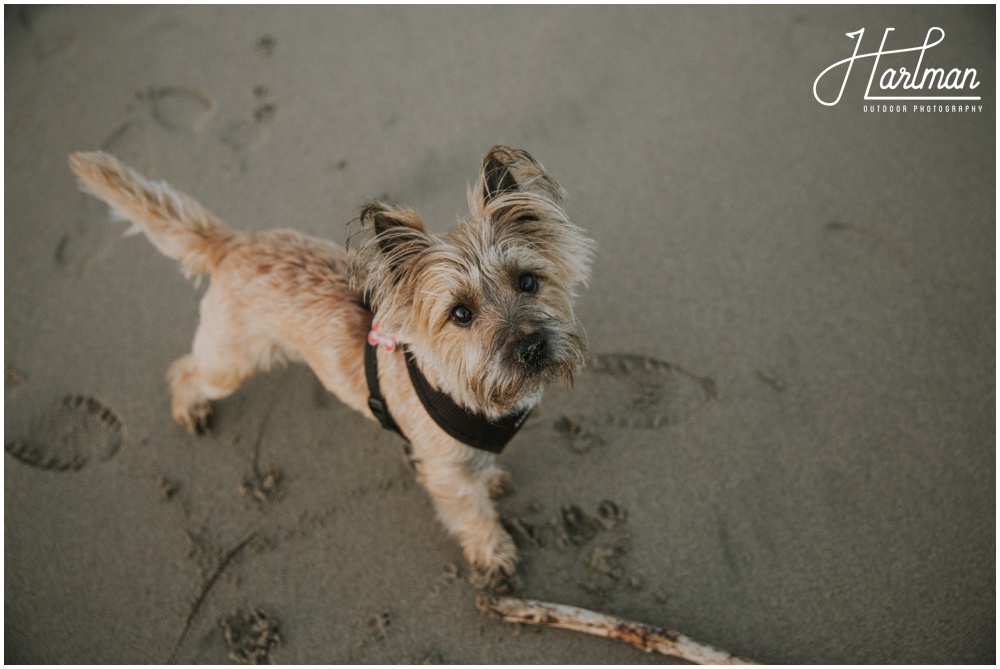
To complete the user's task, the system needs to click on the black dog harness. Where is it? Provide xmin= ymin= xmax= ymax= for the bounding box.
xmin=361 ymin=301 xmax=531 ymax=454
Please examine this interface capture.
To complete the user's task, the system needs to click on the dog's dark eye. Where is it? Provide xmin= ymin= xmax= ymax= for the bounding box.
xmin=451 ymin=305 xmax=474 ymax=327
xmin=518 ymin=273 xmax=539 ymax=294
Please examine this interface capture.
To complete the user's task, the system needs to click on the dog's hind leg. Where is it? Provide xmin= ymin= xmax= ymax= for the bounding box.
xmin=167 ymin=285 xmax=285 ymax=434
xmin=168 ymin=352 xmax=227 ymax=434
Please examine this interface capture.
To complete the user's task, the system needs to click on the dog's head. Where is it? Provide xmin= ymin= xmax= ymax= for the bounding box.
xmin=347 ymin=145 xmax=595 ymax=418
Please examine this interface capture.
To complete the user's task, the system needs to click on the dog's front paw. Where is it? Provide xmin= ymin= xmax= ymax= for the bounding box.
xmin=486 ymin=468 xmax=514 ymax=500
xmin=466 ymin=527 xmax=519 ymax=589
xmin=173 ymin=401 xmax=213 ymax=435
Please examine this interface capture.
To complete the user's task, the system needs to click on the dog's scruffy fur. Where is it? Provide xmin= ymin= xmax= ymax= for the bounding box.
xmin=69 ymin=146 xmax=595 ymax=581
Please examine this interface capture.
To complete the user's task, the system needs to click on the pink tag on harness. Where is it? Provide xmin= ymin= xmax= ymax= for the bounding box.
xmin=367 ymin=320 xmax=396 ymax=353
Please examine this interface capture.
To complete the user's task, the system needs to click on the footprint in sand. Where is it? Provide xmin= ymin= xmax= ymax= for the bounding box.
xmin=543 ymin=353 xmax=719 ymax=452
xmin=255 ymin=35 xmax=276 ymax=58
xmin=349 ymin=610 xmax=392 ymax=660
xmin=57 ymin=121 xmax=157 ymax=272
xmin=5 ymin=394 xmax=125 ymax=471
xmin=503 ymin=499 xmax=639 ymax=602
xmin=220 ymin=608 xmax=283 ymax=665
xmin=138 ymin=85 xmax=218 ymax=134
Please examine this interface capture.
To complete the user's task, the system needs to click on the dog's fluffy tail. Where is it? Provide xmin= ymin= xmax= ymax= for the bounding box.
xmin=69 ymin=151 xmax=235 ymax=276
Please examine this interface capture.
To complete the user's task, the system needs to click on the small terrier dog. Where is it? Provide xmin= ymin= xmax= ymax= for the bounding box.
xmin=69 ymin=146 xmax=595 ymax=581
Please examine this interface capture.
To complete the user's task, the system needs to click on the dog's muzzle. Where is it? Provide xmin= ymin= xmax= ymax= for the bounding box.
xmin=516 ymin=332 xmax=548 ymax=369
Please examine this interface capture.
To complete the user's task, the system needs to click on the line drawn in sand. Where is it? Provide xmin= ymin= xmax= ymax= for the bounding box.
xmin=169 ymin=531 xmax=258 ymax=663
xmin=820 ymin=220 xmax=920 ymax=305
xmin=5 ymin=364 xmax=27 ymax=399
xmin=9 ymin=6 xmax=81 ymax=63
xmin=137 ymin=85 xmax=218 ymax=134
xmin=221 ymin=102 xmax=278 ymax=170
xmin=5 ymin=394 xmax=125 ymax=471
xmin=824 ymin=221 xmax=915 ymax=275
xmin=233 ymin=407 xmax=285 ymax=506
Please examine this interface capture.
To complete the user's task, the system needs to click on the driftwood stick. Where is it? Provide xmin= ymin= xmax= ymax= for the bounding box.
xmin=476 ymin=595 xmax=757 ymax=665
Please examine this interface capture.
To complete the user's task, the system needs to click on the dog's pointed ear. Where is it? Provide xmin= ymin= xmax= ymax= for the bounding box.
xmin=357 ymin=202 xmax=430 ymax=264
xmin=476 ymin=145 xmax=565 ymax=210
xmin=347 ymin=203 xmax=433 ymax=325
xmin=482 ymin=148 xmax=521 ymax=204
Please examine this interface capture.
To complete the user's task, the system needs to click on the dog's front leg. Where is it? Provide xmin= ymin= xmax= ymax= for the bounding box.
xmin=412 ymin=440 xmax=518 ymax=581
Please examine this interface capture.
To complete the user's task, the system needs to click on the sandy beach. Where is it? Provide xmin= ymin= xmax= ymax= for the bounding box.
xmin=4 ymin=5 xmax=994 ymax=663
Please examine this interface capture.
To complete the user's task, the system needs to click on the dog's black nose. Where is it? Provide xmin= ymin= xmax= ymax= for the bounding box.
xmin=517 ymin=333 xmax=548 ymax=367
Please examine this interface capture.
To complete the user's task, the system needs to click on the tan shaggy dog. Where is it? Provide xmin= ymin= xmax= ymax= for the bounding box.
xmin=69 ymin=146 xmax=595 ymax=582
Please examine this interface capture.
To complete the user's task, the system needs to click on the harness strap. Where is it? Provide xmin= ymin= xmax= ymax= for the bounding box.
xmin=404 ymin=349 xmax=531 ymax=454
xmin=364 ymin=337 xmax=404 ymax=437
xmin=360 ymin=296 xmax=531 ymax=453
